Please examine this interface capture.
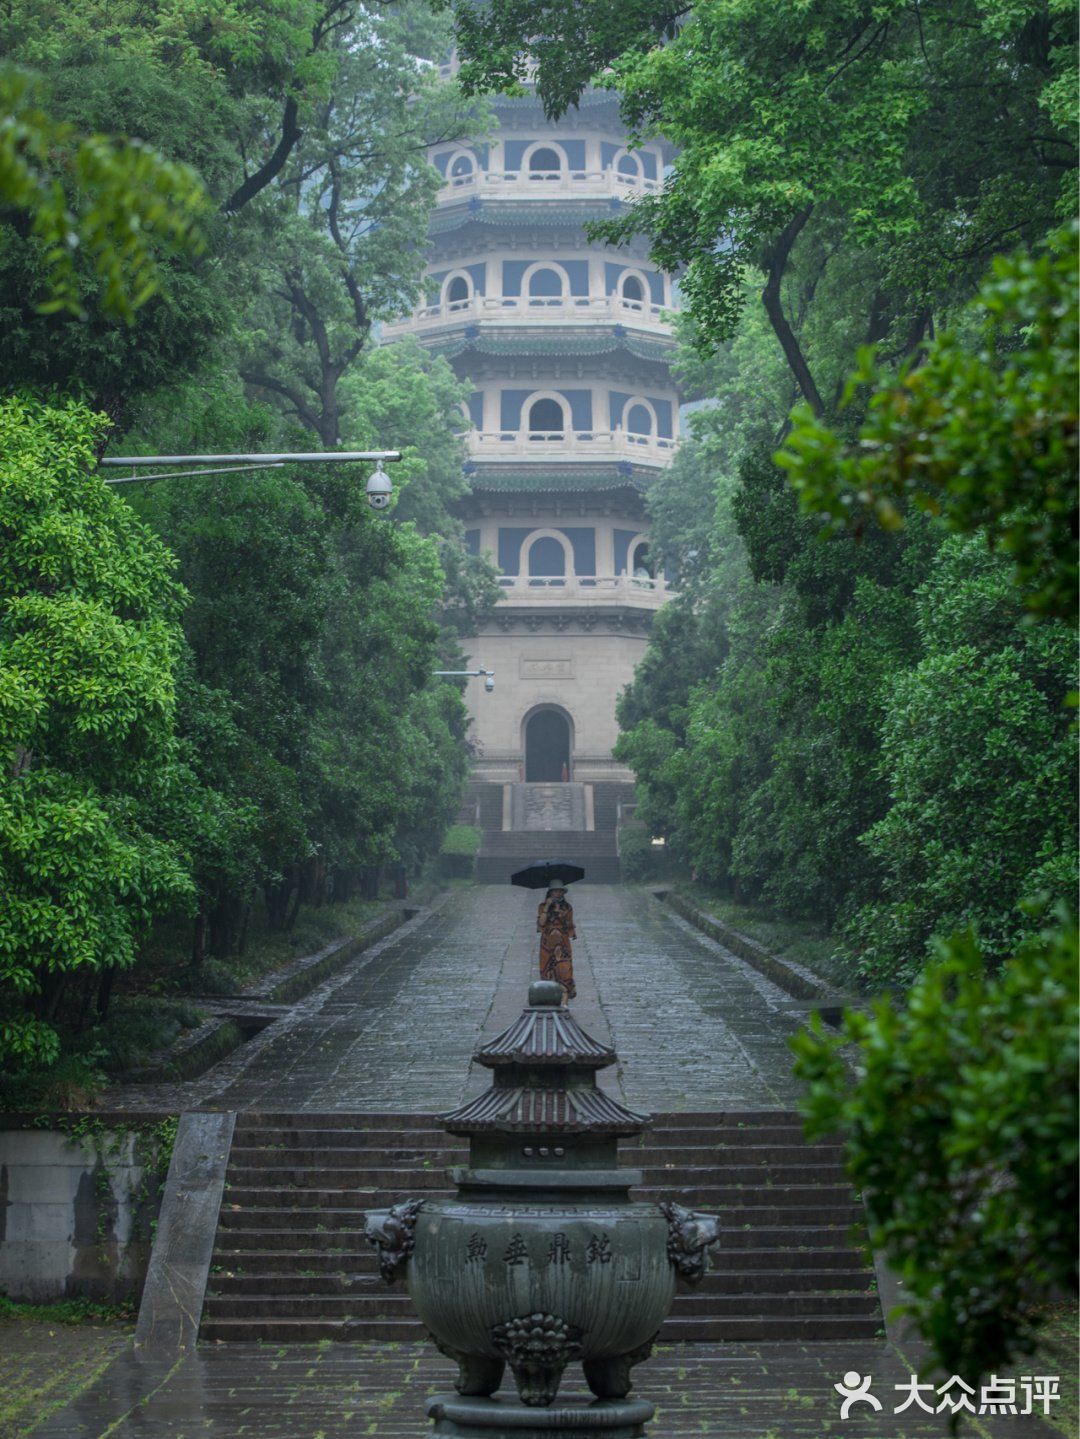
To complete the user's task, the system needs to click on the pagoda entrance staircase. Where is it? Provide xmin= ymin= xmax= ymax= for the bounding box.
xmin=474 ymin=781 xmax=627 ymax=883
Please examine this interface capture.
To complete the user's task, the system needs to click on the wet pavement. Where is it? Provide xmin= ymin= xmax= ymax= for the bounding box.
xmin=104 ymin=886 xmax=807 ymax=1114
xmin=24 ymin=1336 xmax=1062 ymax=1437
xmin=25 ymin=886 xmax=1066 ymax=1438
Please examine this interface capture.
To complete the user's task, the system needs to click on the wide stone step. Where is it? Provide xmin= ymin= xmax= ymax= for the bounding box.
xmin=203 ymin=1288 xmax=879 ymax=1323
xmin=208 ymin=1245 xmax=869 ymax=1279
xmin=636 ymin=1183 xmax=858 ymax=1203
xmin=668 ymin=1291 xmax=879 ymax=1318
xmin=211 ymin=1252 xmax=372 ymax=1275
xmin=211 ymin=1231 xmax=372 ymax=1252
xmin=657 ymin=1314 xmax=883 ymax=1342
xmin=225 ymin=1148 xmax=843 ymax=1173
xmin=204 ymin=1294 xmax=416 ymax=1318
xmin=206 ymin=1266 xmax=873 ymax=1299
xmin=200 ymin=1313 xmax=883 ymax=1344
xmin=220 ymin=1168 xmax=852 ymax=1196
xmin=650 ymin=1111 xmax=811 ymax=1127
xmin=701 ymin=1225 xmax=865 ymax=1249
xmin=643 ymin=1128 xmax=834 ymax=1145
xmin=200 ymin=1317 xmax=422 ymax=1342
xmin=227 ymin=1151 xmax=461 ymax=1173
xmin=217 ymin=1197 xmax=862 ymax=1231
xmin=229 ymin=1129 xmax=460 ymax=1150
xmin=626 ymin=1144 xmax=845 ymax=1166
xmin=217 ymin=1208 xmax=406 ymax=1230
xmin=234 ymin=1113 xmax=444 ymax=1130
xmin=221 ymin=1184 xmax=859 ymax=1212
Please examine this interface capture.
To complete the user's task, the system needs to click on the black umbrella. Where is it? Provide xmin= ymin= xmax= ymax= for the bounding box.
xmin=510 ymin=859 xmax=586 ymax=890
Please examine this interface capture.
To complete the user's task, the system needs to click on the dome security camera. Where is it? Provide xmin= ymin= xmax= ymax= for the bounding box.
xmin=366 ymin=460 xmax=393 ymax=511
xmin=484 ymin=673 xmax=495 ymax=693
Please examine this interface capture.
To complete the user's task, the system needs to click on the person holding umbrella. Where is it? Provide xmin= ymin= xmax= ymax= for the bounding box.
xmin=511 ymin=860 xmax=585 ymax=1005
xmin=537 ymin=885 xmax=577 ymax=1001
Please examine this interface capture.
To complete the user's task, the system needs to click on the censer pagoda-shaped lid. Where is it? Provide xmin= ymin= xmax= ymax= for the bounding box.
xmin=474 ymin=991 xmax=616 ymax=1070
xmin=440 ymin=981 xmax=648 ymax=1139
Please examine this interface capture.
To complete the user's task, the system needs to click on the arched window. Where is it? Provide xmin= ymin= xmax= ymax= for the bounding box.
xmin=528 ymin=536 xmax=567 ymax=581
xmin=629 ymin=538 xmax=655 ymax=580
xmin=626 ymin=402 xmax=656 ymax=436
xmin=445 ymin=274 xmax=471 ymax=308
xmin=526 ymin=266 xmax=567 ymax=303
xmin=526 ymin=145 xmax=563 ymax=178
xmin=522 ymin=529 xmax=574 ymax=588
xmin=616 ymin=152 xmax=642 ymax=180
xmin=620 ymin=274 xmax=645 ymax=305
xmin=448 ymin=152 xmax=475 ymax=183
xmin=527 ymin=397 xmax=566 ymax=438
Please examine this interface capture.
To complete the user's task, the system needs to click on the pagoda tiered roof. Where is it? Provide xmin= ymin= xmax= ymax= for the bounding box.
xmin=462 ymin=462 xmax=657 ymax=498
xmin=428 ymin=331 xmax=676 ymax=365
xmin=429 ymin=197 xmax=637 ymax=238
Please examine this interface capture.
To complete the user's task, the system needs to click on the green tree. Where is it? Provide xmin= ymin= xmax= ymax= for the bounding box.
xmin=454 ymin=0 xmax=1077 ymax=410
xmin=238 ymin=7 xmax=483 ymax=447
xmin=0 ymin=393 xmax=192 ymax=1066
xmin=841 ymin=539 xmax=1077 ymax=987
xmin=792 ymin=915 xmax=1079 ymax=1382
xmin=779 ymin=224 xmax=1079 ymax=623
xmin=0 ymin=65 xmax=207 ymax=321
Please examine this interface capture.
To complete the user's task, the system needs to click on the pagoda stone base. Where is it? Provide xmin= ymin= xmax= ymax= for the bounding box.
xmin=426 ymin=1394 xmax=655 ymax=1438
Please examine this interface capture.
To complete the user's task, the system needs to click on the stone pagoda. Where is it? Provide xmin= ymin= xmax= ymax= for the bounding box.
xmin=382 ymin=66 xmax=680 ymax=879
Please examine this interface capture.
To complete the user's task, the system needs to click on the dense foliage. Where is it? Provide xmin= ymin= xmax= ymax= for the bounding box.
xmin=793 ymin=916 xmax=1079 ymax=1382
xmin=455 ymin=0 xmax=1077 ymax=409
xmin=0 ymin=394 xmax=192 ymax=1065
xmin=619 ymin=229 xmax=1077 ymax=987
xmin=0 ymin=1 xmax=494 ymax=1078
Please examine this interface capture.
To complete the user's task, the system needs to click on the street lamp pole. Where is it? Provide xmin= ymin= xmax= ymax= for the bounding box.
xmin=433 ymin=667 xmax=495 ymax=692
xmin=98 ymin=451 xmax=402 ymax=508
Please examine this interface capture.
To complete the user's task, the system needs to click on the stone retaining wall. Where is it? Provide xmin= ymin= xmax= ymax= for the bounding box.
xmin=0 ymin=1119 xmax=172 ymax=1304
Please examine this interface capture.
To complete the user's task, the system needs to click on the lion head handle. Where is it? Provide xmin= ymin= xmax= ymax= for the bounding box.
xmin=658 ymin=1201 xmax=722 ymax=1286
xmin=362 ymin=1198 xmax=424 ymax=1284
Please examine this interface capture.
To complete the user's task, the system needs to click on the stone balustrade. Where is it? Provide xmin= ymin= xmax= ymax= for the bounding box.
xmin=438 ymin=166 xmax=662 ymax=202
xmin=495 ymin=573 xmax=673 ymax=608
xmin=465 ymin=428 xmax=677 ymax=465
xmin=382 ymin=292 xmax=672 ymax=337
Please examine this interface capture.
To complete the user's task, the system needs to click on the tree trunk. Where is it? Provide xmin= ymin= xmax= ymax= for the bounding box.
xmin=760 ymin=206 xmax=826 ymax=418
xmin=95 ymin=966 xmax=116 ymax=1022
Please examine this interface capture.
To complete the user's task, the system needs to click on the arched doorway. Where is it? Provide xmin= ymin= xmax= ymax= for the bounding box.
xmin=525 ymin=707 xmax=571 ymax=782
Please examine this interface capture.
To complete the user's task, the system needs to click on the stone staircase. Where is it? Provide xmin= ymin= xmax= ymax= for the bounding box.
xmin=475 ymin=830 xmax=622 ymax=884
xmin=199 ymin=1111 xmax=882 ymax=1344
xmin=469 ymin=779 xmax=631 ymax=884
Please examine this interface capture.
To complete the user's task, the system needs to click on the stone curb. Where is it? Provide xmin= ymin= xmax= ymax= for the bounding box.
xmin=655 ymin=889 xmax=851 ymax=1013
xmin=258 ymin=904 xmax=417 ymax=1003
xmin=134 ymin=1110 xmax=235 ymax=1351
xmin=125 ymin=903 xmax=423 ymax=1084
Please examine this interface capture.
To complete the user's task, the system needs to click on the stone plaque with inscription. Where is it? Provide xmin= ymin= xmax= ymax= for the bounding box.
xmin=520 ymin=658 xmax=573 ymax=680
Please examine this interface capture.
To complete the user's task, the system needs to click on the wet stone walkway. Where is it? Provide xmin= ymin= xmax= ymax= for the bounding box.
xmin=106 ymin=886 xmax=807 ymax=1113
xmin=32 ymin=885 xmax=1062 ymax=1438
xmin=27 ymin=1336 xmax=1061 ymax=1438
